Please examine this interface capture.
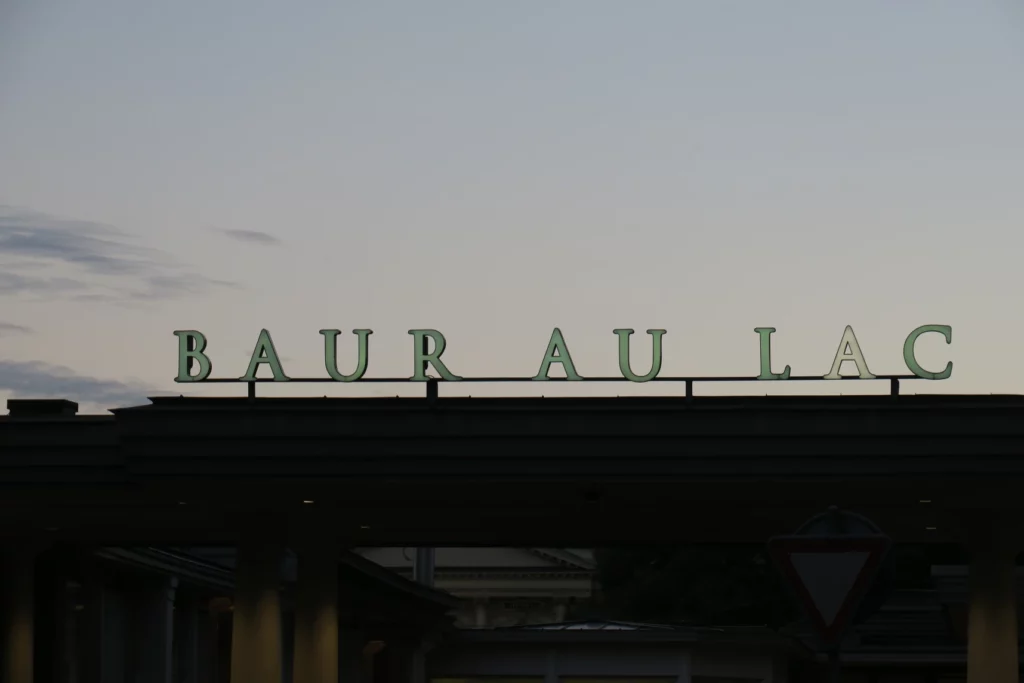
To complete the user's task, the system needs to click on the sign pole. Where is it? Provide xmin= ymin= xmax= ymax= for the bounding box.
xmin=828 ymin=649 xmax=840 ymax=683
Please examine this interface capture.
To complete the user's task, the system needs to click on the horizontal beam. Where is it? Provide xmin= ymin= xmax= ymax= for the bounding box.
xmin=193 ymin=374 xmax=923 ymax=383
xmin=189 ymin=375 xmax=921 ymax=400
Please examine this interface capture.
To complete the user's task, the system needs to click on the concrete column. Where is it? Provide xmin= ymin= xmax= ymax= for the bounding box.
xmin=32 ymin=550 xmax=60 ymax=683
xmin=363 ymin=641 xmax=384 ymax=683
xmin=543 ymin=648 xmax=557 ymax=683
xmin=77 ymin=563 xmax=127 ymax=683
xmin=473 ymin=600 xmax=487 ymax=629
xmin=231 ymin=538 xmax=285 ymax=683
xmin=1 ymin=547 xmax=37 ymax=683
xmin=338 ymin=628 xmax=364 ymax=683
xmin=965 ymin=514 xmax=1020 ymax=683
xmin=136 ymin=577 xmax=177 ymax=683
xmin=379 ymin=641 xmax=400 ymax=683
xmin=553 ymin=599 xmax=567 ymax=623
xmin=408 ymin=644 xmax=426 ymax=683
xmin=175 ymin=592 xmax=200 ymax=683
xmin=381 ymin=640 xmax=419 ymax=683
xmin=413 ymin=549 xmax=435 ymax=588
xmin=292 ymin=538 xmax=339 ymax=683
xmin=211 ymin=603 xmax=233 ymax=683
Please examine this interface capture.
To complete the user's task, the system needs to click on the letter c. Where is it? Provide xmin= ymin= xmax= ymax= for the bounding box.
xmin=903 ymin=325 xmax=953 ymax=380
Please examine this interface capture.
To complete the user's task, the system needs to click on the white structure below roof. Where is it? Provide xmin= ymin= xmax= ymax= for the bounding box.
xmin=519 ymin=620 xmax=676 ymax=631
xmin=356 ymin=547 xmax=596 ymax=628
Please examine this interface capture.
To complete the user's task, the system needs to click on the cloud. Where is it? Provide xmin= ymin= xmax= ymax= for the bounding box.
xmin=0 ymin=205 xmax=236 ymax=302
xmin=0 ymin=322 xmax=32 ymax=336
xmin=216 ymin=228 xmax=282 ymax=246
xmin=0 ymin=272 xmax=86 ymax=296
xmin=0 ymin=360 xmax=163 ymax=409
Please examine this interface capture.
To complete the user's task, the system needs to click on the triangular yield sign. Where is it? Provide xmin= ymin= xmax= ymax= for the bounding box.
xmin=768 ymin=535 xmax=890 ymax=646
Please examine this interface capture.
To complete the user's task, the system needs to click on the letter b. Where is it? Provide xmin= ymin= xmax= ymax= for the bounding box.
xmin=174 ymin=330 xmax=212 ymax=382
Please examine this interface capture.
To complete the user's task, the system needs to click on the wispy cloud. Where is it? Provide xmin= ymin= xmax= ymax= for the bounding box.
xmin=0 ymin=205 xmax=236 ymax=302
xmin=0 ymin=272 xmax=86 ymax=297
xmin=216 ymin=228 xmax=282 ymax=246
xmin=0 ymin=360 xmax=162 ymax=408
xmin=0 ymin=322 xmax=32 ymax=336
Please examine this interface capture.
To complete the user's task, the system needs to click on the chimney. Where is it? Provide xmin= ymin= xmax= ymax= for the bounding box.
xmin=6 ymin=399 xmax=79 ymax=418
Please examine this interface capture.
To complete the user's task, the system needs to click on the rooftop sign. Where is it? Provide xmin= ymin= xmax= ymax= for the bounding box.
xmin=172 ymin=324 xmax=953 ymax=385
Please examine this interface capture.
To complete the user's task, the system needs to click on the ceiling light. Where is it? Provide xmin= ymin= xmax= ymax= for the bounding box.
xmin=303 ymin=500 xmax=315 ymax=505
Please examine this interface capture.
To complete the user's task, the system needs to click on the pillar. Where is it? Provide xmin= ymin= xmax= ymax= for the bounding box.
xmin=473 ymin=600 xmax=487 ymax=629
xmin=291 ymin=538 xmax=339 ymax=683
xmin=676 ymin=651 xmax=692 ymax=683
xmin=32 ymin=549 xmax=60 ymax=683
xmin=408 ymin=644 xmax=426 ymax=683
xmin=136 ymin=577 xmax=177 ymax=683
xmin=338 ymin=628 xmax=364 ymax=683
xmin=98 ymin=587 xmax=128 ymax=683
xmin=175 ymin=592 xmax=200 ymax=683
xmin=381 ymin=639 xmax=418 ymax=683
xmin=77 ymin=560 xmax=124 ymax=683
xmin=363 ymin=641 xmax=384 ymax=683
xmin=965 ymin=513 xmax=1020 ymax=683
xmin=543 ymin=648 xmax=556 ymax=683
xmin=553 ymin=599 xmax=567 ymax=623
xmin=413 ymin=549 xmax=435 ymax=587
xmin=1 ymin=546 xmax=37 ymax=683
xmin=210 ymin=600 xmax=233 ymax=683
xmin=230 ymin=537 xmax=285 ymax=683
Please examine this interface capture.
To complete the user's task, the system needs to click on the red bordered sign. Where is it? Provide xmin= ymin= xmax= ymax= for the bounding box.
xmin=768 ymin=535 xmax=891 ymax=646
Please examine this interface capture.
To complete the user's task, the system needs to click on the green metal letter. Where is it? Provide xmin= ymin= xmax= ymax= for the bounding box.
xmin=903 ymin=325 xmax=953 ymax=380
xmin=754 ymin=327 xmax=791 ymax=380
xmin=174 ymin=330 xmax=212 ymax=382
xmin=408 ymin=330 xmax=462 ymax=381
xmin=614 ymin=329 xmax=665 ymax=382
xmin=320 ymin=329 xmax=373 ymax=382
xmin=240 ymin=329 xmax=291 ymax=381
xmin=534 ymin=328 xmax=582 ymax=381
xmin=824 ymin=325 xmax=876 ymax=379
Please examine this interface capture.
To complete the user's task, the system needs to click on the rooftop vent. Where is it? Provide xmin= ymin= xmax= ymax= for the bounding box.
xmin=6 ymin=399 xmax=79 ymax=417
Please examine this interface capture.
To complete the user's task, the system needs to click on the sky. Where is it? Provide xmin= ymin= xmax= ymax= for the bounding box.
xmin=1 ymin=1 xmax=1022 ymax=413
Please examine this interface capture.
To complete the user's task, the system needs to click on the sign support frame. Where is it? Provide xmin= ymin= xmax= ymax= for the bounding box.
xmin=204 ymin=374 xmax=914 ymax=401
